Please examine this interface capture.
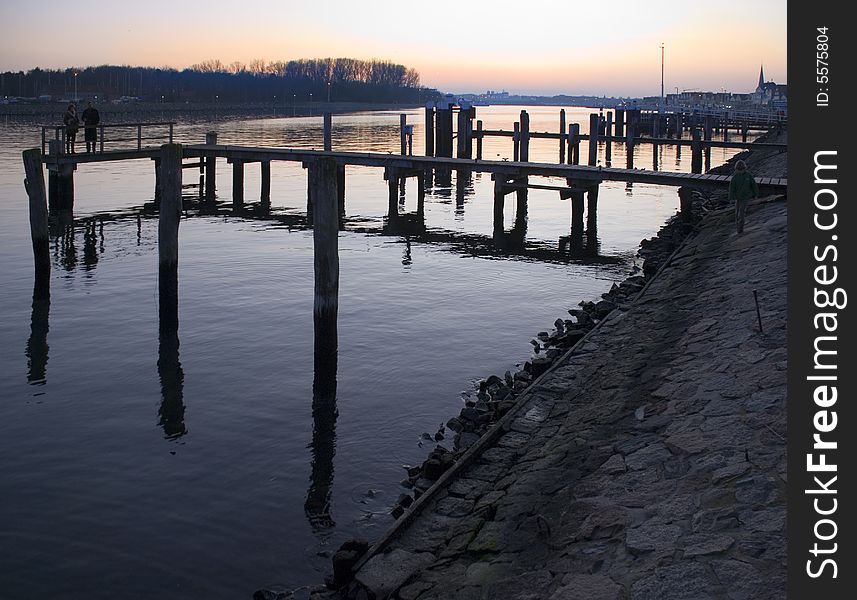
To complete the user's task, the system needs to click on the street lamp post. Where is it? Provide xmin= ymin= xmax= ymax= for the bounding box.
xmin=309 ymin=92 xmax=313 ymax=116
xmin=73 ymin=71 xmax=78 ymax=102
xmin=660 ymin=43 xmax=665 ymax=108
xmin=327 ymin=81 xmax=331 ymax=103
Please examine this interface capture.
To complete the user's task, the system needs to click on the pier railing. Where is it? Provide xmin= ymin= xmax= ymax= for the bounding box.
xmin=41 ymin=121 xmax=176 ymax=155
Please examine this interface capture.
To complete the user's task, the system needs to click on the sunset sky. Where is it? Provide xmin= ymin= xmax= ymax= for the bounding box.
xmin=0 ymin=0 xmax=786 ymax=96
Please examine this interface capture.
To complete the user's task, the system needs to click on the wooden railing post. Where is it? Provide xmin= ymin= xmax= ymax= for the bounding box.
xmin=137 ymin=125 xmax=142 ymax=150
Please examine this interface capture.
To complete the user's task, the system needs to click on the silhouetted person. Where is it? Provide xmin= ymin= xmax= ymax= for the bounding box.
xmin=82 ymin=101 xmax=100 ymax=152
xmin=729 ymin=160 xmax=759 ymax=234
xmin=63 ymin=103 xmax=79 ymax=154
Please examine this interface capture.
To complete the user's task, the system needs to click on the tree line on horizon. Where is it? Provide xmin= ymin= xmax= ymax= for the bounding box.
xmin=0 ymin=58 xmax=440 ymax=104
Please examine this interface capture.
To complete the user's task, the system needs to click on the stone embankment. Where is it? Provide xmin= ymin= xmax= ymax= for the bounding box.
xmin=264 ymin=133 xmax=787 ymax=600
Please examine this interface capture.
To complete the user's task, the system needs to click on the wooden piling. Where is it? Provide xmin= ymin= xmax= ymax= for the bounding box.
xmin=153 ymin=157 xmax=161 ymax=206
xmin=387 ymin=171 xmax=398 ymax=220
xmin=678 ymin=187 xmax=694 ymax=221
xmin=337 ymin=165 xmax=346 ymax=227
xmin=456 ymin=109 xmax=468 ymax=159
xmin=492 ymin=175 xmax=506 ymax=237
xmin=513 ymin=122 xmax=520 ymax=162
xmin=400 ymin=114 xmax=407 ymax=155
xmin=588 ymin=113 xmax=599 ymax=166
xmin=261 ymin=160 xmax=271 ymax=207
xmin=435 ymin=101 xmax=454 ymax=158
xmin=570 ymin=124 xmax=580 ymax=165
xmin=22 ymin=148 xmax=50 ymax=279
xmin=570 ymin=191 xmax=585 ymax=250
xmin=424 ymin=102 xmax=435 ymax=157
xmin=519 ymin=110 xmax=530 ymax=163
xmin=204 ymin=131 xmax=217 ymax=201
xmin=232 ymin=160 xmax=244 ymax=209
xmin=308 ymin=157 xmax=339 ymax=354
xmin=324 ymin=112 xmax=333 ymax=152
xmin=615 ymin=108 xmax=625 ymax=137
xmin=559 ymin=110 xmax=567 ymax=163
xmin=626 ymin=117 xmax=635 ymax=169
xmin=691 ymin=128 xmax=703 ymax=174
xmin=158 ymin=143 xmax=182 ymax=332
xmin=475 ymin=120 xmax=483 ymax=160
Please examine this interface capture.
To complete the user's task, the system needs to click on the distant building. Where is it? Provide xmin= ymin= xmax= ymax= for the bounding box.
xmin=753 ymin=65 xmax=787 ymax=110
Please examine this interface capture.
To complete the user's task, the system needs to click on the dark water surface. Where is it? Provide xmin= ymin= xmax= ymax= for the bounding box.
xmin=0 ymin=107 xmax=747 ymax=598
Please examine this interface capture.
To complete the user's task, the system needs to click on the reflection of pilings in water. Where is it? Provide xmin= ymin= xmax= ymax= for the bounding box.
xmin=455 ymin=169 xmax=471 ymax=215
xmin=60 ymin=224 xmax=77 ymax=272
xmin=306 ymin=157 xmax=340 ymax=530
xmin=491 ymin=175 xmax=528 ymax=252
xmin=434 ymin=168 xmax=452 ymax=197
xmin=306 ymin=310 xmax=338 ymax=530
xmin=83 ymin=220 xmax=99 ymax=271
xmin=585 ymin=185 xmax=600 ymax=257
xmin=157 ymin=325 xmax=186 ymax=439
xmin=26 ymin=279 xmax=50 ymax=385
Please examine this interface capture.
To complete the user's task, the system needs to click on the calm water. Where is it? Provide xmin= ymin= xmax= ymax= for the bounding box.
xmin=0 ymin=106 xmax=748 ymax=598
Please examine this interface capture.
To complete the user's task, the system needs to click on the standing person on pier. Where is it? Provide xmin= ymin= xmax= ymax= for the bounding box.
xmin=82 ymin=101 xmax=100 ymax=153
xmin=728 ymin=160 xmax=759 ymax=234
xmin=63 ymin=103 xmax=79 ymax=154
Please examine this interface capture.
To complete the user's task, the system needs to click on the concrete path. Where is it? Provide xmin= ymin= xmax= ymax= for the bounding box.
xmin=354 ymin=196 xmax=787 ymax=600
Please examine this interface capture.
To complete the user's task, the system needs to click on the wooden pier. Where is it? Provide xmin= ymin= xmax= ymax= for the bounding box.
xmin=25 ymin=112 xmax=787 ymax=317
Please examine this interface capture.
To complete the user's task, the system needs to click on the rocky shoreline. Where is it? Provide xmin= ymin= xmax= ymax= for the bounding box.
xmin=254 ymin=131 xmax=787 ymax=600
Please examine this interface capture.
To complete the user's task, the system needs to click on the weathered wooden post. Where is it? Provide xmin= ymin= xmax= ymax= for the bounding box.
xmin=586 ymin=183 xmax=599 ymax=255
xmin=324 ymin=112 xmax=333 ymax=152
xmin=569 ymin=123 xmax=580 ymax=165
xmin=386 ymin=169 xmax=398 ymax=221
xmin=400 ymin=113 xmax=407 ymax=155
xmin=519 ymin=110 xmax=530 ymax=162
xmin=691 ymin=127 xmax=703 ymax=174
xmin=337 ymin=165 xmax=346 ymax=227
xmin=416 ymin=171 xmax=426 ymax=218
xmin=626 ymin=115 xmax=635 ymax=169
xmin=513 ymin=122 xmax=520 ymax=162
xmin=703 ymin=116 xmax=713 ymax=172
xmin=588 ymin=113 xmax=599 ymax=166
xmin=232 ymin=160 xmax=244 ymax=210
xmin=424 ymin=102 xmax=435 ymax=157
xmin=204 ymin=131 xmax=217 ymax=201
xmin=492 ymin=175 xmax=506 ymax=238
xmin=475 ymin=120 xmax=483 ymax=160
xmin=559 ymin=109 xmax=567 ymax=163
xmin=615 ymin=108 xmax=625 ymax=137
xmin=260 ymin=161 xmax=271 ymax=208
xmin=605 ymin=112 xmax=613 ymax=164
xmin=456 ymin=101 xmax=473 ymax=159
xmin=570 ymin=190 xmax=585 ymax=251
xmin=308 ymin=157 xmax=339 ymax=364
xmin=158 ymin=143 xmax=182 ymax=333
xmin=153 ymin=157 xmax=162 ymax=206
xmin=435 ymin=99 xmax=454 ymax=158
xmin=23 ymin=149 xmax=51 ymax=281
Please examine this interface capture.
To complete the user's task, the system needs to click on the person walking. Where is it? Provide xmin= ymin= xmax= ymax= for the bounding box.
xmin=63 ymin=103 xmax=79 ymax=154
xmin=728 ymin=160 xmax=759 ymax=234
xmin=82 ymin=101 xmax=100 ymax=153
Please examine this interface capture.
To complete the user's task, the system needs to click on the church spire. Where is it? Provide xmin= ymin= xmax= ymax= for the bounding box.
xmin=758 ymin=64 xmax=765 ymax=89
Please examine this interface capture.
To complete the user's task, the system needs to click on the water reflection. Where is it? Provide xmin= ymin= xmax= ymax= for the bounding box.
xmin=157 ymin=255 xmax=186 ymax=439
xmin=26 ymin=280 xmax=50 ymax=385
xmin=305 ymin=304 xmax=338 ymax=531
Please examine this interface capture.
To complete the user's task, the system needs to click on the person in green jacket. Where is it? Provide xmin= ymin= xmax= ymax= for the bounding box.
xmin=729 ymin=160 xmax=759 ymax=234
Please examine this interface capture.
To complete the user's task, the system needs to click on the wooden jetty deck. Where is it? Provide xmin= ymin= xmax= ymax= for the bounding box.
xmin=24 ymin=111 xmax=787 ymax=346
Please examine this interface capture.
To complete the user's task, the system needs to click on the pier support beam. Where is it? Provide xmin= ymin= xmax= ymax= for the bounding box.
xmin=513 ymin=122 xmax=520 ymax=162
xmin=475 ymin=120 xmax=483 ymax=160
xmin=691 ymin=128 xmax=703 ymax=174
xmin=588 ymin=113 xmax=599 ymax=166
xmin=519 ymin=110 xmax=530 ymax=162
xmin=558 ymin=110 xmax=566 ymax=163
xmin=586 ymin=184 xmax=599 ymax=255
xmin=204 ymin=131 xmax=217 ymax=201
xmin=232 ymin=160 xmax=245 ymax=210
xmin=324 ymin=112 xmax=333 ymax=152
xmin=153 ymin=157 xmax=161 ymax=206
xmin=158 ymin=143 xmax=182 ymax=334
xmin=492 ymin=175 xmax=508 ymax=238
xmin=626 ymin=118 xmax=635 ymax=169
xmin=260 ymin=160 xmax=271 ymax=209
xmin=568 ymin=123 xmax=580 ymax=165
xmin=337 ymin=165 xmax=346 ymax=228
xmin=23 ymin=148 xmax=51 ymax=282
xmin=424 ymin=103 xmax=435 ymax=157
xmin=615 ymin=108 xmax=625 ymax=137
xmin=435 ymin=100 xmax=454 ymax=158
xmin=309 ymin=157 xmax=339 ymax=366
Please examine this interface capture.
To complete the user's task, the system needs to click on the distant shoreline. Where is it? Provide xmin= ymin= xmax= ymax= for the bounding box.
xmin=0 ymin=101 xmax=423 ymax=122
